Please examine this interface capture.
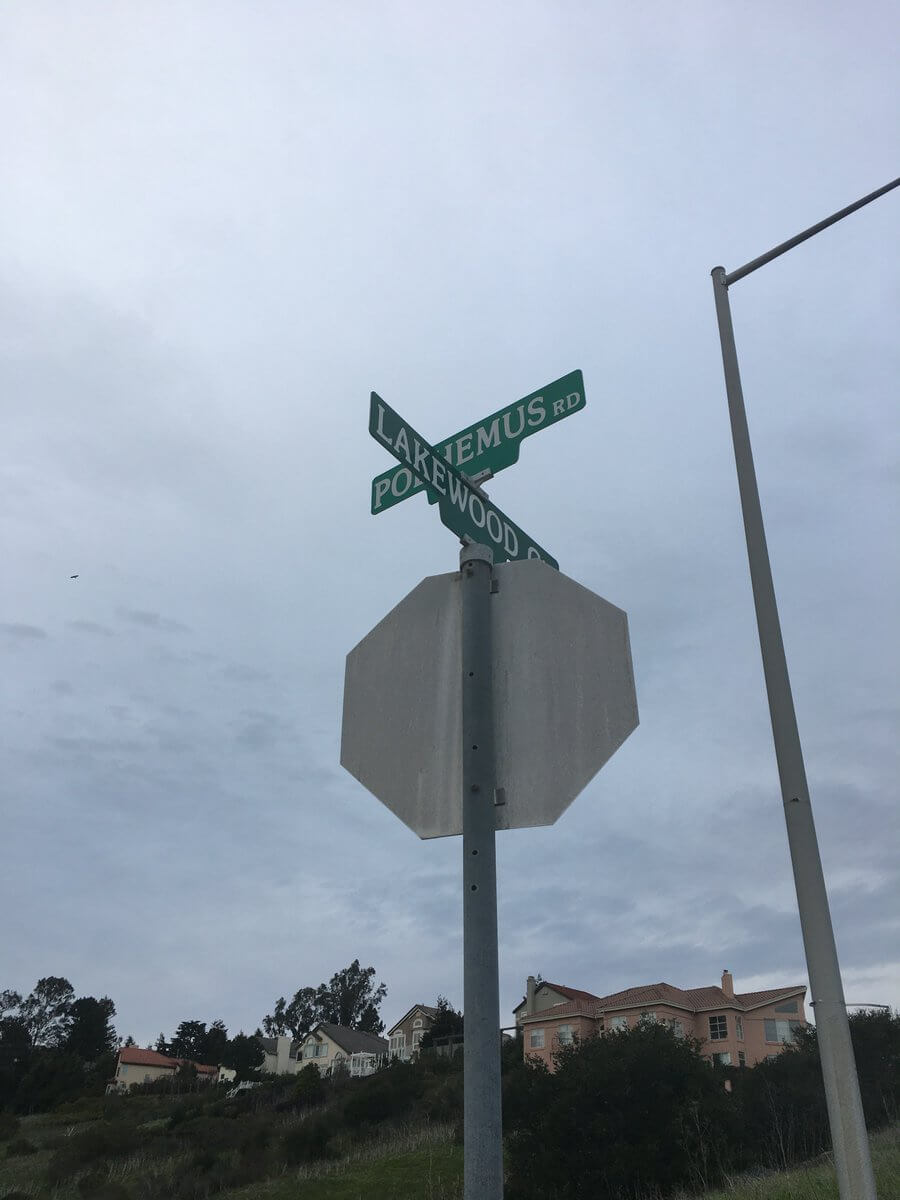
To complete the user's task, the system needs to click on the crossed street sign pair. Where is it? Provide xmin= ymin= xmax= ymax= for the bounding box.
xmin=368 ymin=370 xmax=584 ymax=569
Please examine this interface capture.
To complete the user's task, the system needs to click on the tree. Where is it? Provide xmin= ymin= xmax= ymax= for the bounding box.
xmin=420 ymin=996 xmax=464 ymax=1050
xmin=65 ymin=997 xmax=117 ymax=1062
xmin=13 ymin=1051 xmax=87 ymax=1115
xmin=315 ymin=961 xmax=387 ymax=1033
xmin=263 ymin=963 xmax=388 ymax=1037
xmin=263 ymin=987 xmax=319 ymax=1040
xmin=222 ymin=1032 xmax=265 ymax=1081
xmin=0 ymin=990 xmax=22 ymax=1019
xmin=202 ymin=1019 xmax=228 ymax=1065
xmin=165 ymin=1019 xmax=229 ymax=1064
xmin=18 ymin=978 xmax=75 ymax=1048
xmin=0 ymin=981 xmax=119 ymax=1113
xmin=169 ymin=1020 xmax=208 ymax=1061
xmin=0 ymin=1017 xmax=31 ymax=1108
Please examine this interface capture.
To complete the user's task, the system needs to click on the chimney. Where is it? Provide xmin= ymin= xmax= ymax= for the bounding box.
xmin=526 ymin=975 xmax=536 ymax=1016
xmin=721 ymin=970 xmax=734 ymax=998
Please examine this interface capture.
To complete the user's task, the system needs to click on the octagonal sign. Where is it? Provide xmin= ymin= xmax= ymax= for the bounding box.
xmin=340 ymin=560 xmax=638 ymax=838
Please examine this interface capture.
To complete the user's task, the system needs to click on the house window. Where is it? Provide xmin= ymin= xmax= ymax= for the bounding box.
xmin=712 ymin=1052 xmax=732 ymax=1066
xmin=316 ymin=1044 xmax=328 ymax=1057
xmin=709 ymin=1015 xmax=728 ymax=1041
xmin=556 ymin=1024 xmax=574 ymax=1045
xmin=413 ymin=1018 xmax=423 ymax=1028
xmin=303 ymin=1044 xmax=317 ymax=1059
xmin=666 ymin=1019 xmax=684 ymax=1038
xmin=765 ymin=1019 xmax=802 ymax=1044
xmin=775 ymin=999 xmax=798 ymax=1014
xmin=609 ymin=1016 xmax=627 ymax=1030
xmin=639 ymin=1011 xmax=657 ymax=1023
xmin=738 ymin=1051 xmax=746 ymax=1067
xmin=735 ymin=1016 xmax=744 ymax=1041
xmin=411 ymin=1030 xmax=423 ymax=1048
xmin=529 ymin=1029 xmax=545 ymax=1049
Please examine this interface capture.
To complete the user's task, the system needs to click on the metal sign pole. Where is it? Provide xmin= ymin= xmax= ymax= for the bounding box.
xmin=460 ymin=541 xmax=503 ymax=1200
xmin=711 ymin=268 xmax=876 ymax=1200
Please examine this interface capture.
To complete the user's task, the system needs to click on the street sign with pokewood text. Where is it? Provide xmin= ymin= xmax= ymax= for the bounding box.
xmin=369 ymin=393 xmax=559 ymax=568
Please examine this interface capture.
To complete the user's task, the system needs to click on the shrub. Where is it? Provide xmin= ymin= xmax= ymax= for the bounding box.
xmin=731 ymin=1044 xmax=829 ymax=1170
xmin=280 ymin=1114 xmax=338 ymax=1164
xmin=343 ymin=1060 xmax=423 ymax=1129
xmin=5 ymin=1137 xmax=37 ymax=1157
xmin=849 ymin=1009 xmax=900 ymax=1127
xmin=236 ymin=1117 xmax=271 ymax=1160
xmin=55 ymin=1096 xmax=108 ymax=1123
xmin=294 ymin=1064 xmax=326 ymax=1108
xmin=171 ymin=1114 xmax=236 ymax=1154
xmin=505 ymin=1023 xmax=738 ymax=1199
xmin=77 ymin=1172 xmax=132 ymax=1199
xmin=0 ymin=1112 xmax=19 ymax=1142
xmin=421 ymin=1073 xmax=463 ymax=1123
xmin=45 ymin=1121 xmax=140 ymax=1186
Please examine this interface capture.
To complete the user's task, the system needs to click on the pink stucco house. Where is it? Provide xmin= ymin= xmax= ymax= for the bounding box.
xmin=513 ymin=970 xmax=807 ymax=1071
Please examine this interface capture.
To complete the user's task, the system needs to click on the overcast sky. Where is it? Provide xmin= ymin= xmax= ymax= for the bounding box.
xmin=2 ymin=2 xmax=897 ymax=1047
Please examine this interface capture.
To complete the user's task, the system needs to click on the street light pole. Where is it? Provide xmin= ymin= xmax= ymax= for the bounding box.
xmin=710 ymin=175 xmax=899 ymax=1200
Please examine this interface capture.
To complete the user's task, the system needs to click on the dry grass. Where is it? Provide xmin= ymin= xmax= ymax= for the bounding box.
xmin=678 ymin=1123 xmax=900 ymax=1200
xmin=223 ymin=1120 xmax=459 ymax=1196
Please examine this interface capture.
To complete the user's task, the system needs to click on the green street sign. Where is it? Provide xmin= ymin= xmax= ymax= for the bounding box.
xmin=371 ymin=370 xmax=584 ymax=515
xmin=369 ymin=394 xmax=559 ymax=569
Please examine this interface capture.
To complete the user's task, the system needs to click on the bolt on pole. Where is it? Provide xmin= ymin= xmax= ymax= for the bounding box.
xmin=711 ymin=267 xmax=876 ymax=1200
xmin=460 ymin=541 xmax=504 ymax=1200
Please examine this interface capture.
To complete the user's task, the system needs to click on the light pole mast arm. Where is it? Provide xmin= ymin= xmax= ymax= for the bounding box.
xmin=726 ymin=175 xmax=900 ymax=283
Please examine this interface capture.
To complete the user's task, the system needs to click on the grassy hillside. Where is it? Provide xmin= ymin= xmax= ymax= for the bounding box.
xmin=0 ymin=1104 xmax=461 ymax=1200
xmin=682 ymin=1122 xmax=900 ymax=1199
xmin=1 ymin=1033 xmax=897 ymax=1200
xmin=0 ymin=1060 xmax=464 ymax=1200
xmin=1 ymin=1104 xmax=898 ymax=1199
xmin=224 ymin=1136 xmax=462 ymax=1200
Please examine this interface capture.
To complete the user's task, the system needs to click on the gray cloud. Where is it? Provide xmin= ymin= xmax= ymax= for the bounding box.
xmin=0 ymin=623 xmax=47 ymax=639
xmin=223 ymin=663 xmax=272 ymax=684
xmin=116 ymin=609 xmax=192 ymax=634
xmin=67 ymin=620 xmax=114 ymax=636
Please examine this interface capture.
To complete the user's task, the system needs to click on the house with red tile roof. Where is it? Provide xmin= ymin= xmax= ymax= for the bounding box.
xmin=514 ymin=971 xmax=807 ymax=1071
xmin=109 ymin=1045 xmax=220 ymax=1092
